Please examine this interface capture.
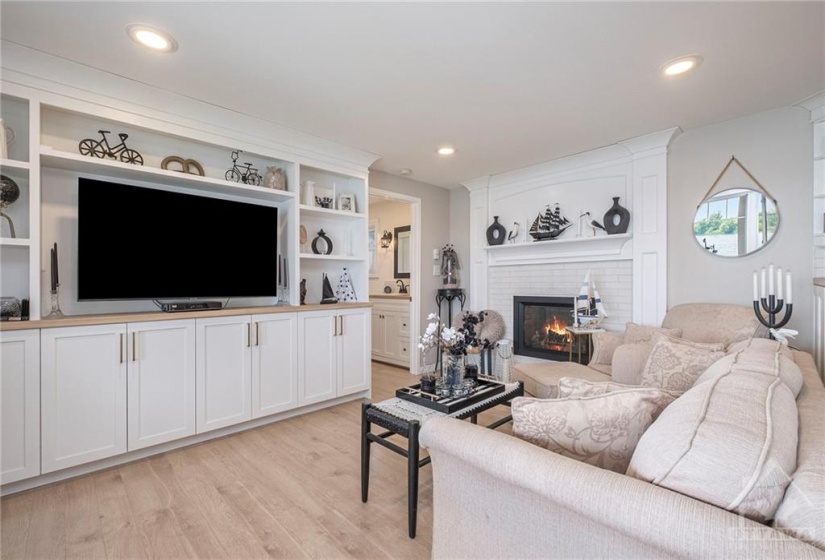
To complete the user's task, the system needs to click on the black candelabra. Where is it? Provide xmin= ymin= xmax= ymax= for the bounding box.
xmin=752 ymin=265 xmax=793 ymax=338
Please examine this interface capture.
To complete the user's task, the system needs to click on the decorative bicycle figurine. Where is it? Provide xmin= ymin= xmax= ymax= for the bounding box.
xmin=78 ymin=130 xmax=144 ymax=165
xmin=225 ymin=150 xmax=262 ymax=186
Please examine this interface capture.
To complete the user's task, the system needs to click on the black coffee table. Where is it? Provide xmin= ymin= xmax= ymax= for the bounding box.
xmin=360 ymin=380 xmax=524 ymax=538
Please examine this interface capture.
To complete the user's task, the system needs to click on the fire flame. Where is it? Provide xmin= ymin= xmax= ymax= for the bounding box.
xmin=544 ymin=317 xmax=567 ymax=337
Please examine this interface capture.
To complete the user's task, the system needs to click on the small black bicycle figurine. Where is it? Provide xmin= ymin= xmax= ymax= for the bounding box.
xmin=78 ymin=130 xmax=144 ymax=165
xmin=225 ymin=150 xmax=262 ymax=186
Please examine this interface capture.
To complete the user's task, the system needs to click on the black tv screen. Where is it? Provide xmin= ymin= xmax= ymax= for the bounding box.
xmin=78 ymin=178 xmax=278 ymax=300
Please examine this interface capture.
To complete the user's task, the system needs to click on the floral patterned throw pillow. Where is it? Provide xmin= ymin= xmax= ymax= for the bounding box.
xmin=640 ymin=333 xmax=725 ymax=394
xmin=512 ymin=388 xmax=676 ymax=473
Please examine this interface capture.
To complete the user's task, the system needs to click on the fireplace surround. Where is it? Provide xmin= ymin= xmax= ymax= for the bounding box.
xmin=513 ymin=296 xmax=577 ymax=361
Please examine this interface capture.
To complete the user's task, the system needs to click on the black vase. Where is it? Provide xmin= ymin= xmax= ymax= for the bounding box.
xmin=603 ymin=197 xmax=630 ymax=234
xmin=486 ymin=216 xmax=506 ymax=245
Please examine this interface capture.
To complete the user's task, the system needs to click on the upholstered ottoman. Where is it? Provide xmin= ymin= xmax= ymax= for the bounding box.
xmin=513 ymin=361 xmax=611 ymax=398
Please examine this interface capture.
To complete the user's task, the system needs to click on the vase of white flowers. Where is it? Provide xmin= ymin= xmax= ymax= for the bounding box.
xmin=418 ymin=312 xmax=466 ymax=396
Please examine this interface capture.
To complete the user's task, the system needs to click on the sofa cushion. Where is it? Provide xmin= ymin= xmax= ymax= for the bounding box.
xmin=639 ymin=334 xmax=725 ymax=395
xmin=661 ymin=303 xmax=768 ymax=346
xmin=512 ymin=362 xmax=610 ymax=398
xmin=611 ymin=342 xmax=655 ymax=385
xmin=624 ymin=322 xmax=683 ymax=343
xmin=512 ymin=388 xmax=676 ymax=473
xmin=773 ymin=350 xmax=825 ymax=550
xmin=589 ymin=331 xmax=625 ymax=365
xmin=627 ymin=339 xmax=803 ymax=523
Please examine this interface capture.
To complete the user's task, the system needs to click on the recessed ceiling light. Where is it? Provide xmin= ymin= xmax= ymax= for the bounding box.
xmin=661 ymin=55 xmax=702 ymax=77
xmin=436 ymin=146 xmax=456 ymax=156
xmin=127 ymin=24 xmax=178 ymax=53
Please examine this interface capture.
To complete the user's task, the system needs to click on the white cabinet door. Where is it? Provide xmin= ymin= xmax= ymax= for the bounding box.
xmin=297 ymin=311 xmax=337 ymax=405
xmin=196 ymin=316 xmax=252 ymax=433
xmin=252 ymin=312 xmax=298 ymax=418
xmin=371 ymin=309 xmax=385 ymax=358
xmin=127 ymin=320 xmax=196 ymax=451
xmin=0 ymin=329 xmax=40 ymax=484
xmin=338 ymin=308 xmax=371 ymax=396
xmin=382 ymin=312 xmax=402 ymax=361
xmin=41 ymin=324 xmax=127 ymax=474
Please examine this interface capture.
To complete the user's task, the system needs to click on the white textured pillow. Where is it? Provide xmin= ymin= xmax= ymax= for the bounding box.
xmin=627 ymin=340 xmax=803 ymax=522
xmin=589 ymin=331 xmax=625 ymax=366
xmin=640 ymin=333 xmax=725 ymax=394
xmin=624 ymin=322 xmax=683 ymax=343
xmin=512 ymin=388 xmax=676 ymax=473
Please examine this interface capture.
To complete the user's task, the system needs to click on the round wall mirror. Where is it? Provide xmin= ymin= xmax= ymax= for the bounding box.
xmin=693 ymin=188 xmax=778 ymax=258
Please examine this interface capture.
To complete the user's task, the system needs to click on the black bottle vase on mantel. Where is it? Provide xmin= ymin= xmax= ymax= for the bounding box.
xmin=486 ymin=216 xmax=507 ymax=245
xmin=603 ymin=197 xmax=630 ymax=234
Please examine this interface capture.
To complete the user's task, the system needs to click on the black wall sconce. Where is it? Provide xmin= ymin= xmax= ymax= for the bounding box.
xmin=380 ymin=230 xmax=393 ymax=248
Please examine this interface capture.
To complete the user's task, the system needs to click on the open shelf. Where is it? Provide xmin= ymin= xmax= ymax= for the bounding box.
xmin=0 ymin=238 xmax=31 ymax=247
xmin=41 ymin=147 xmax=297 ymax=204
xmin=299 ymin=204 xmax=366 ymax=221
xmin=0 ymin=158 xmax=31 ymax=171
xmin=299 ymin=253 xmax=362 ymax=261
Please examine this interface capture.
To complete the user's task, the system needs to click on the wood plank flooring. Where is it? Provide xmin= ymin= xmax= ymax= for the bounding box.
xmin=0 ymin=362 xmax=512 ymax=560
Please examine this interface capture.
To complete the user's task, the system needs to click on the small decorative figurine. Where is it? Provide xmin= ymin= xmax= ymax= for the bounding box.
xmin=300 ymin=279 xmax=307 ymax=305
xmin=263 ymin=166 xmax=287 ymax=190
xmin=161 ymin=156 xmax=205 ymax=176
xmin=507 ymin=221 xmax=520 ymax=244
xmin=225 ymin=150 xmax=262 ymax=185
xmin=0 ymin=174 xmax=20 ymax=238
xmin=78 ymin=129 xmax=144 ymax=165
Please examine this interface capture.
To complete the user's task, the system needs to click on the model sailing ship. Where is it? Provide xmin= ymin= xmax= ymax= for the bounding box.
xmin=529 ymin=203 xmax=574 ymax=241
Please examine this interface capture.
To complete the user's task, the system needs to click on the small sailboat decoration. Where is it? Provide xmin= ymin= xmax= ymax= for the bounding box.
xmin=573 ymin=271 xmax=609 ymax=327
xmin=320 ymin=273 xmax=339 ymax=305
xmin=529 ymin=203 xmax=574 ymax=241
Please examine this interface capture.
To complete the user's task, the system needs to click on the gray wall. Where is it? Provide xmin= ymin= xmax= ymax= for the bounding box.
xmin=449 ymin=186 xmax=471 ymax=284
xmin=369 ymin=170 xmax=451 ymax=333
xmin=668 ymin=106 xmax=814 ymax=351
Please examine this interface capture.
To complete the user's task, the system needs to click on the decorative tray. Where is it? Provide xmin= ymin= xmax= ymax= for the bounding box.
xmin=395 ymin=378 xmax=506 ymax=414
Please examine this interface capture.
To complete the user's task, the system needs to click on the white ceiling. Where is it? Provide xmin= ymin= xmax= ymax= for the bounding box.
xmin=2 ymin=2 xmax=823 ymax=188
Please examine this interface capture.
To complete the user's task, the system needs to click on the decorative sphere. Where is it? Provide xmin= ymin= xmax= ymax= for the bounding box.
xmin=0 ymin=175 xmax=20 ymax=206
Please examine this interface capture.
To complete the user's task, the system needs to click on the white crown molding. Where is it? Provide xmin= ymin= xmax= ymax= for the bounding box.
xmin=617 ymin=126 xmax=682 ymax=158
xmin=0 ymin=42 xmax=380 ymax=173
xmin=461 ymin=175 xmax=490 ymax=192
xmin=797 ymin=90 xmax=825 ymax=122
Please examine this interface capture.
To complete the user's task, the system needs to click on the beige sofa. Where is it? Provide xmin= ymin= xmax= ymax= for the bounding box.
xmin=513 ymin=303 xmax=768 ymax=398
xmin=420 ymin=305 xmax=825 ymax=558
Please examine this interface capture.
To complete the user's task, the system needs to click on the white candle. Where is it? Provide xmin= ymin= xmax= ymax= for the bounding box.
xmin=768 ymin=264 xmax=775 ymax=296
xmin=761 ymin=267 xmax=767 ymax=299
xmin=777 ymin=267 xmax=783 ymax=300
xmin=786 ymin=271 xmax=793 ymax=304
xmin=752 ymin=271 xmax=758 ymax=301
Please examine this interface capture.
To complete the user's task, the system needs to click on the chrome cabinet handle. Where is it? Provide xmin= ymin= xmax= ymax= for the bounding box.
xmin=247 ymin=323 xmax=252 ymax=347
xmin=339 ymin=316 xmax=344 ymax=336
xmin=132 ymin=332 xmax=137 ymax=362
xmin=119 ymin=333 xmax=124 ymax=364
xmin=255 ymin=322 xmax=260 ymax=346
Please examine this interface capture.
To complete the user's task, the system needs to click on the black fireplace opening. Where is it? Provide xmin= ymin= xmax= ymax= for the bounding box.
xmin=513 ymin=296 xmax=577 ymax=361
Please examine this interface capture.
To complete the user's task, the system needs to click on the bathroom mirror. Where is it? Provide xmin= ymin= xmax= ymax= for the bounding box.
xmin=394 ymin=225 xmax=411 ymax=279
xmin=693 ymin=188 xmax=779 ymax=258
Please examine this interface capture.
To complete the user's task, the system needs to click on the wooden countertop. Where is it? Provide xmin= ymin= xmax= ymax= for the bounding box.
xmin=369 ymin=294 xmax=411 ymax=301
xmin=0 ymin=302 xmax=373 ymax=331
xmin=816 ymin=278 xmax=825 ymax=288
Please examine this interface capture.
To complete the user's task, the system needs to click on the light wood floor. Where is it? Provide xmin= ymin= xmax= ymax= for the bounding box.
xmin=0 ymin=362 xmax=511 ymax=560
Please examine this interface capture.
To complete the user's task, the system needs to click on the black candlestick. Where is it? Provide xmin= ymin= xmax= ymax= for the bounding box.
xmin=753 ymin=294 xmax=793 ymax=338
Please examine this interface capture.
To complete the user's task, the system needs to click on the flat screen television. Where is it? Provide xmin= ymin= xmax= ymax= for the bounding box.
xmin=78 ymin=178 xmax=279 ymax=300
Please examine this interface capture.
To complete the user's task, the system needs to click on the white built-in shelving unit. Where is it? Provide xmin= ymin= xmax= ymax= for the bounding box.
xmin=0 ymin=81 xmax=371 ymax=318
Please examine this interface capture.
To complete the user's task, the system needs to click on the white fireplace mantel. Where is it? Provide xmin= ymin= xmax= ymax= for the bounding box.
xmin=484 ymin=234 xmax=632 ymax=266
xmin=462 ymin=127 xmax=680 ymax=326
